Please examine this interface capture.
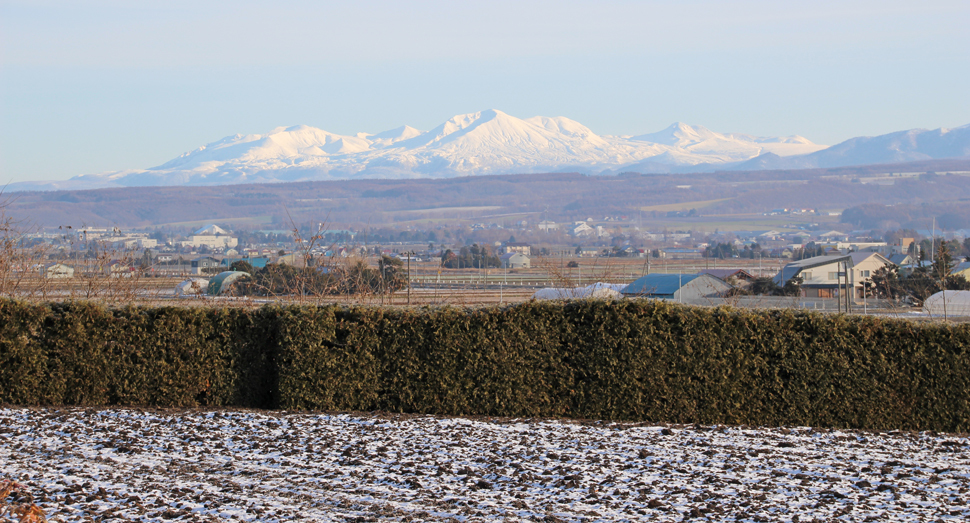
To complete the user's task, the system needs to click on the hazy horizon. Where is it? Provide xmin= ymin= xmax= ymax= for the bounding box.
xmin=2 ymin=0 xmax=968 ymax=183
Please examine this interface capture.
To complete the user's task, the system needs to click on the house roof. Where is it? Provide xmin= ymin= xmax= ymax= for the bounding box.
xmin=849 ymin=252 xmax=891 ymax=265
xmin=889 ymin=254 xmax=913 ymax=266
xmin=622 ymin=273 xmax=709 ymax=296
xmin=500 ymin=252 xmax=528 ymax=260
xmin=194 ymin=224 xmax=229 ymax=235
xmin=782 ymin=254 xmax=851 ymax=269
xmin=774 ymin=254 xmax=852 ymax=284
xmin=699 ymin=269 xmax=753 ymax=280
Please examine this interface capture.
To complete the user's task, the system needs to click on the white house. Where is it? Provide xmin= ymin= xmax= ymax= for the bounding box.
xmin=500 ymin=252 xmax=531 ymax=269
xmin=180 ymin=225 xmax=238 ymax=249
xmin=848 ymin=252 xmax=895 ymax=297
xmin=42 ymin=263 xmax=74 ymax=279
xmin=570 ymin=222 xmax=594 ymax=236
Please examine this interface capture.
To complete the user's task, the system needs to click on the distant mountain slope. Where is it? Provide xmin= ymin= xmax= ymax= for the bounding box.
xmin=730 ymin=124 xmax=970 ymax=171
xmin=11 ymin=110 xmax=828 ymax=190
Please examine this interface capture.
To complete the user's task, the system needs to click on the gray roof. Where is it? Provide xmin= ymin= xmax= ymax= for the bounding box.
xmin=622 ymin=273 xmax=705 ymax=296
xmin=889 ymin=254 xmax=913 ymax=266
xmin=783 ymin=254 xmax=851 ymax=269
xmin=774 ymin=254 xmax=852 ymax=285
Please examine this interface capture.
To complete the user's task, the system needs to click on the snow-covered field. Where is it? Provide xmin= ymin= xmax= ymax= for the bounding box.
xmin=2 ymin=408 xmax=968 ymax=522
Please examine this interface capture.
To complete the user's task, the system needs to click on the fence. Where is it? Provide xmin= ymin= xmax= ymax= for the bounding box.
xmin=673 ymin=296 xmax=898 ymax=311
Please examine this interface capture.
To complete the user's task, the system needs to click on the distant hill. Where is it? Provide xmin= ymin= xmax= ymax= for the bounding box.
xmin=6 ymin=159 xmax=970 ymax=229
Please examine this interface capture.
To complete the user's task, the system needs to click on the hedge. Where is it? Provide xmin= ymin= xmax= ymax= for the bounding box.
xmin=1 ymin=298 xmax=968 ymax=431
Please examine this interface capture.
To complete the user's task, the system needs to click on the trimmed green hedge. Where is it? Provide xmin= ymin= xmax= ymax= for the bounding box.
xmin=2 ymin=299 xmax=969 ymax=431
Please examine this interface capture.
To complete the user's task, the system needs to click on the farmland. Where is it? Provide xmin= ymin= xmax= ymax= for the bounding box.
xmin=2 ymin=408 xmax=968 ymax=522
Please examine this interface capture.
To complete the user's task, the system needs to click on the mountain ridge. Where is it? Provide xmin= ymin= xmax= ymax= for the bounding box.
xmin=9 ymin=111 xmax=970 ymax=191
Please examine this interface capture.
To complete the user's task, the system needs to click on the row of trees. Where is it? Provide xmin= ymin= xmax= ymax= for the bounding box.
xmin=867 ymin=244 xmax=970 ymax=305
xmin=704 ymin=242 xmax=766 ymax=259
xmin=440 ymin=244 xmax=501 ymax=269
xmin=729 ymin=276 xmax=803 ymax=297
xmin=225 ymin=256 xmax=407 ymax=297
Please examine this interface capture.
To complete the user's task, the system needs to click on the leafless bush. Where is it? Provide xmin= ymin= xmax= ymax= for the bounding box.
xmin=0 ymin=478 xmax=47 ymax=523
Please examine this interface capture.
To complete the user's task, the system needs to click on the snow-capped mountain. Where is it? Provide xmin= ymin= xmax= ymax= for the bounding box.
xmin=730 ymin=124 xmax=970 ymax=171
xmin=16 ymin=110 xmax=969 ymax=191
xmin=21 ymin=110 xmax=825 ymax=190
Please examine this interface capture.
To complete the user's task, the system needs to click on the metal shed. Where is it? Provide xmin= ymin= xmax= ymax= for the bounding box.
xmin=621 ymin=273 xmax=731 ymax=300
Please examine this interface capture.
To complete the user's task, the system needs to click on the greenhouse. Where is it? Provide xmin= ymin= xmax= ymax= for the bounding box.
xmin=532 ymin=283 xmax=625 ymax=300
xmin=175 ymin=278 xmax=209 ymax=296
xmin=923 ymin=290 xmax=970 ymax=317
xmin=207 ymin=271 xmax=250 ymax=296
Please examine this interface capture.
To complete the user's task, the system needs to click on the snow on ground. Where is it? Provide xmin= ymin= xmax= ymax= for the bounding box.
xmin=1 ymin=408 xmax=969 ymax=522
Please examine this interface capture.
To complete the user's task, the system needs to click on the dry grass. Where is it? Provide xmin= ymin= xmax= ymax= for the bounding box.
xmin=0 ymin=479 xmax=47 ymax=523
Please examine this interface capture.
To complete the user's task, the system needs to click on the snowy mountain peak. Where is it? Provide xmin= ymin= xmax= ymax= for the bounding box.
xmin=26 ymin=110 xmax=846 ymax=190
xmin=631 ymin=122 xmax=718 ymax=146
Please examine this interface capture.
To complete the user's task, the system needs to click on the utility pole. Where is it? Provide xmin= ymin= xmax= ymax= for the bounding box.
xmin=405 ymin=251 xmax=414 ymax=306
xmin=837 ymin=267 xmax=842 ymax=314
xmin=842 ymin=261 xmax=853 ymax=314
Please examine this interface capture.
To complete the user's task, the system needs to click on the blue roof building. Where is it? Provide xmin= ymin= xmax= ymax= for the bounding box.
xmin=621 ymin=273 xmax=732 ymax=300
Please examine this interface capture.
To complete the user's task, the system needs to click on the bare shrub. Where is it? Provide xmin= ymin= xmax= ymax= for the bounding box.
xmin=0 ymin=478 xmax=47 ymax=523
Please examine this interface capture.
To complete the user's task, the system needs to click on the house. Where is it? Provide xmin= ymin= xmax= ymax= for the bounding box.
xmin=888 ymin=238 xmax=916 ymax=255
xmin=774 ymin=254 xmax=853 ymax=298
xmin=42 ymin=263 xmax=74 ymax=279
xmin=104 ymin=260 xmax=132 ymax=277
xmin=107 ymin=236 xmax=158 ymax=250
xmin=622 ymin=273 xmax=732 ymax=300
xmin=849 ymin=252 xmax=895 ymax=297
xmin=537 ymin=220 xmax=559 ymax=231
xmin=180 ymin=224 xmax=238 ymax=250
xmin=500 ymin=252 xmax=530 ymax=269
xmin=819 ymin=230 xmax=848 ymax=240
xmin=659 ymin=248 xmax=703 ymax=260
xmin=889 ymin=253 xmax=916 ymax=268
xmin=570 ymin=223 xmax=594 ymax=236
xmin=220 ymin=257 xmax=270 ymax=269
xmin=504 ymin=242 xmax=531 ymax=255
xmin=952 ymin=261 xmax=970 ymax=280
xmin=277 ymin=253 xmax=308 ymax=268
xmin=577 ymin=247 xmax=600 ymax=257
xmin=191 ymin=256 xmax=221 ymax=274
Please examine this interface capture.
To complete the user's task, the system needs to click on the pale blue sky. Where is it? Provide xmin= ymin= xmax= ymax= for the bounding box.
xmin=2 ymin=0 xmax=968 ymax=182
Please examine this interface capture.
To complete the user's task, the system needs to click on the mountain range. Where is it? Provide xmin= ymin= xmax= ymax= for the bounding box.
xmin=10 ymin=110 xmax=970 ymax=191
